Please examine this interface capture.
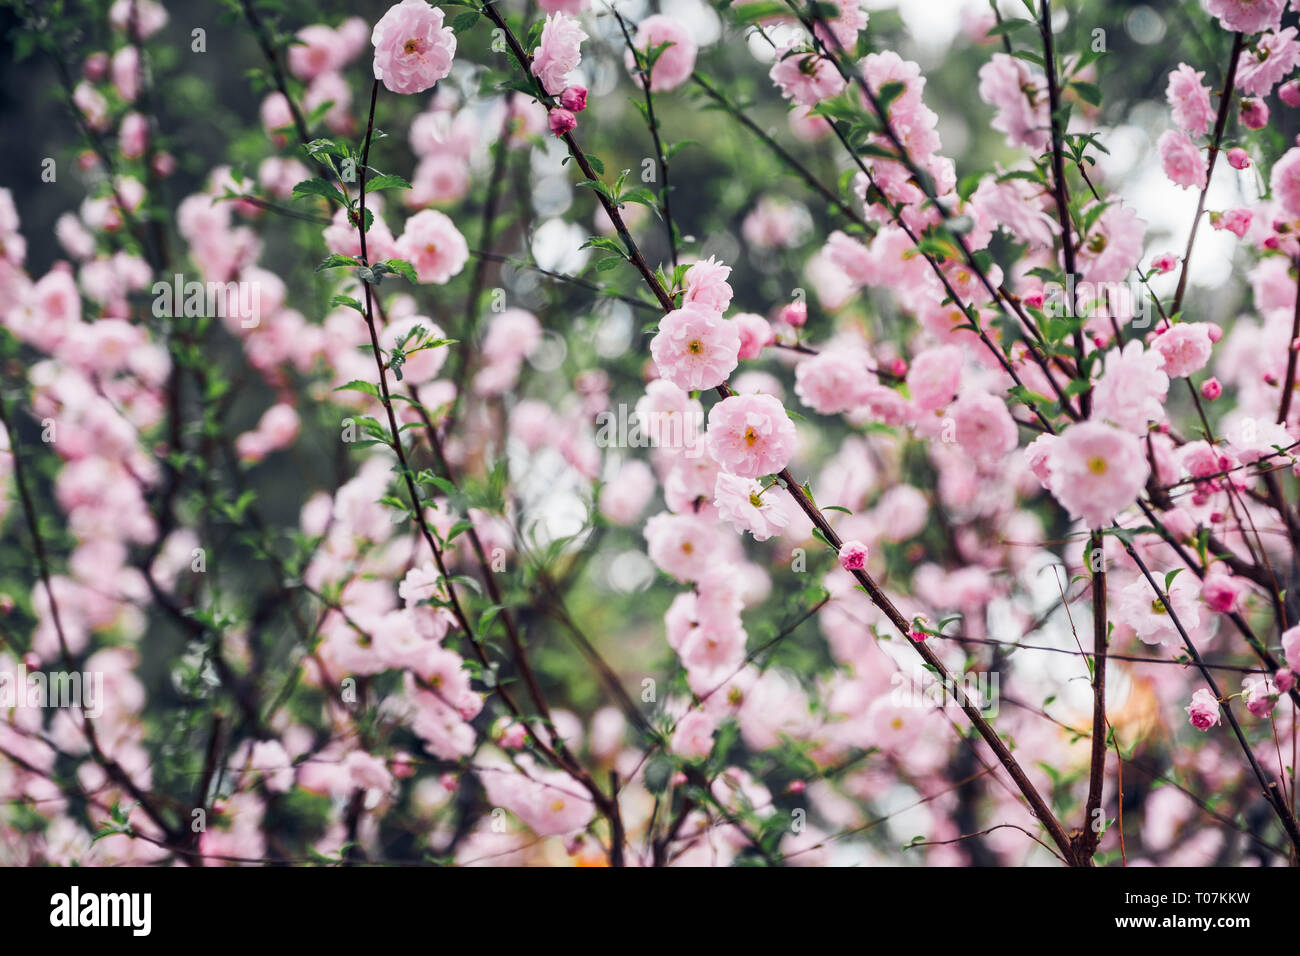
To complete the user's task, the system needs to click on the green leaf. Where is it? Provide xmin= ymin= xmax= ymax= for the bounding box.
xmin=383 ymin=258 xmax=419 ymax=284
xmin=1071 ymin=81 xmax=1102 ymax=107
xmin=316 ymin=254 xmax=361 ymax=272
xmin=292 ymin=177 xmax=349 ymax=207
xmin=450 ymin=9 xmax=480 ymax=31
xmin=335 ymin=380 xmax=381 ymax=399
xmin=365 ymin=173 xmax=413 ymax=192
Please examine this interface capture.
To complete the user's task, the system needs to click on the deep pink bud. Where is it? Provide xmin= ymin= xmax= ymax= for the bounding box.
xmin=1282 ymin=80 xmax=1300 ymax=108
xmin=780 ymin=300 xmax=807 ymax=327
xmin=838 ymin=539 xmax=868 ymax=571
xmin=1200 ymin=377 xmax=1222 ymax=400
xmin=560 ymin=85 xmax=588 ymax=112
xmin=547 ymin=107 xmax=577 ymax=137
xmin=1240 ymin=98 xmax=1269 ymax=130
xmin=1277 ymin=669 xmax=1296 ymax=693
xmin=1227 ymin=148 xmax=1250 ymax=170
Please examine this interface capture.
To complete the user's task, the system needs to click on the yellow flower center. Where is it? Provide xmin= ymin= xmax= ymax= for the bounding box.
xmin=404 ymin=38 xmax=421 ymax=55
xmin=743 ymin=427 xmax=759 ymax=447
xmin=1087 ymin=455 xmax=1108 ymax=475
xmin=687 ymin=339 xmax=703 ymax=355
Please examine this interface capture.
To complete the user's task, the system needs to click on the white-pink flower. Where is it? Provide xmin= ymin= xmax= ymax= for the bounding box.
xmin=1045 ymin=422 xmax=1150 ymax=528
xmin=626 ymin=15 xmax=696 ymax=93
xmin=1271 ymin=146 xmax=1300 ymax=220
xmin=1118 ymin=573 xmax=1199 ymax=647
xmin=371 ymin=0 xmax=457 ymax=95
xmin=1158 ymin=129 xmax=1208 ymax=190
xmin=1093 ymin=340 xmax=1169 ymax=434
xmin=793 ymin=349 xmax=872 ymax=415
xmin=707 ymin=393 xmax=798 ymax=478
xmin=1152 ymin=323 xmax=1213 ymax=378
xmin=769 ymin=47 xmax=846 ymax=107
xmin=1185 ymin=687 xmax=1220 ymax=731
xmin=714 ymin=472 xmax=789 ymax=541
xmin=1206 ymin=0 xmax=1286 ymax=36
xmin=977 ymin=53 xmax=1048 ymax=152
xmin=682 ymin=256 xmax=733 ymax=314
xmin=531 ymin=13 xmax=587 ymax=96
xmin=650 ymin=305 xmax=740 ymax=391
xmin=394 ymin=209 xmax=468 ymax=283
xmin=950 ymin=390 xmax=1018 ymax=463
xmin=1237 ymin=28 xmax=1300 ymax=96
xmin=1166 ymin=63 xmax=1213 ymax=136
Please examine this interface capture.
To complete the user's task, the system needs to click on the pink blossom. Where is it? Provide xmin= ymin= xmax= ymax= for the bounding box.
xmin=1227 ymin=147 xmax=1251 ymax=170
xmin=950 ymin=390 xmax=1018 ymax=462
xmin=1166 ymin=63 xmax=1213 ymax=136
xmin=1277 ymin=669 xmax=1296 ymax=693
xmin=394 ymin=209 xmax=468 ymax=284
xmin=707 ymin=393 xmax=798 ymax=478
xmin=1210 ymin=207 xmax=1253 ymax=238
xmin=1283 ymin=79 xmax=1300 ymax=106
xmin=1201 ymin=377 xmax=1223 ymax=400
xmin=598 ymin=460 xmax=656 ymax=525
xmin=289 ymin=25 xmax=348 ymax=80
xmin=1240 ymin=97 xmax=1269 ymax=130
xmin=713 ymin=472 xmax=789 ymax=541
xmin=1271 ymin=147 xmax=1300 ymax=220
xmin=1282 ymin=624 xmax=1300 ymax=666
xmin=671 ymin=710 xmax=718 ymax=759
xmin=627 ymin=15 xmax=696 ymax=93
xmin=793 ymin=349 xmax=872 ymax=415
xmin=1046 ymin=422 xmax=1150 ymax=528
xmin=770 ymin=47 xmax=846 ymax=107
xmin=371 ymin=0 xmax=457 ymax=95
xmin=683 ymin=256 xmax=733 ymax=314
xmin=733 ymin=313 xmax=774 ymax=360
xmin=1237 ymin=28 xmax=1300 ymax=96
xmin=1093 ymin=341 xmax=1169 ymax=433
xmin=109 ymin=0 xmax=167 ymax=38
xmin=644 ymin=511 xmax=722 ymax=582
xmin=907 ymin=345 xmax=962 ymax=412
xmin=1150 ymin=252 xmax=1178 ymax=274
xmin=531 ymin=13 xmax=587 ymax=96
xmin=547 ymin=107 xmax=576 ymax=137
xmin=1185 ymin=688 xmax=1220 ymax=731
xmin=1206 ymin=0 xmax=1287 ymax=34
xmin=1201 ymin=570 xmax=1245 ymax=613
xmin=559 ymin=85 xmax=588 ymax=112
xmin=1119 ymin=574 xmax=1200 ymax=647
xmin=978 ymin=53 xmax=1048 ymax=152
xmin=119 ymin=112 xmax=148 ymax=160
xmin=649 ymin=308 xmax=737 ymax=393
xmin=1243 ymin=676 xmax=1279 ymax=718
xmin=1153 ymin=323 xmax=1214 ymax=378
xmin=838 ymin=539 xmax=868 ymax=572
xmin=1158 ymin=129 xmax=1208 ymax=190
xmin=1075 ymin=206 xmax=1145 ymax=286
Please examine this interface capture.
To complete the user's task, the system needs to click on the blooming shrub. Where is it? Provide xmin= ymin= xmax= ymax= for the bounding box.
xmin=2 ymin=0 xmax=1300 ymax=869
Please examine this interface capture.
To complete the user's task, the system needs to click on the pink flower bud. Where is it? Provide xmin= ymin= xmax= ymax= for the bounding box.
xmin=1282 ymin=79 xmax=1300 ymax=108
xmin=1201 ymin=377 xmax=1222 ymax=400
xmin=780 ymin=300 xmax=807 ymax=328
xmin=560 ymin=85 xmax=588 ymax=112
xmin=1226 ymin=147 xmax=1250 ymax=170
xmin=788 ymin=780 xmax=806 ymax=794
xmin=888 ymin=357 xmax=908 ymax=378
xmin=1277 ymin=669 xmax=1296 ymax=693
xmin=548 ymin=107 xmax=577 ymax=137
xmin=1150 ymin=252 xmax=1178 ymax=274
xmin=1205 ymin=322 xmax=1224 ymax=343
xmin=838 ymin=539 xmax=868 ymax=571
xmin=1240 ymin=97 xmax=1269 ymax=130
xmin=83 ymin=52 xmax=109 ymax=82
